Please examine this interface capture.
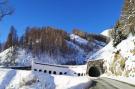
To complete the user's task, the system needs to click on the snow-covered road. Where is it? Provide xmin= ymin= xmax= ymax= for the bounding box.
xmin=89 ymin=77 xmax=135 ymax=89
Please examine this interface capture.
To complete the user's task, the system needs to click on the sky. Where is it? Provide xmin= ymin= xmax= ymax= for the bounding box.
xmin=0 ymin=0 xmax=124 ymax=42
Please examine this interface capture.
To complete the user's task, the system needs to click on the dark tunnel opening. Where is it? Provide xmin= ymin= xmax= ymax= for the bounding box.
xmin=88 ymin=66 xmax=100 ymax=77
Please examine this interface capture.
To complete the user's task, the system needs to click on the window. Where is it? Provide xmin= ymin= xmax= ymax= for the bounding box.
xmin=59 ymin=72 xmax=63 ymax=75
xmin=53 ymin=71 xmax=56 ymax=74
xmin=44 ymin=70 xmax=47 ymax=73
xmin=39 ymin=69 xmax=42 ymax=72
xmin=34 ymin=69 xmax=37 ymax=71
xmin=81 ymin=73 xmax=83 ymax=76
xmin=64 ymin=72 xmax=67 ymax=75
xmin=49 ymin=71 xmax=52 ymax=74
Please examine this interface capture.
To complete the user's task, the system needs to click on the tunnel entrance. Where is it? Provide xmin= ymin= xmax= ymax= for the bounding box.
xmin=88 ymin=66 xmax=100 ymax=77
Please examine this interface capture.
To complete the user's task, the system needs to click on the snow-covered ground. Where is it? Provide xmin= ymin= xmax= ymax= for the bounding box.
xmin=0 ymin=68 xmax=92 ymax=89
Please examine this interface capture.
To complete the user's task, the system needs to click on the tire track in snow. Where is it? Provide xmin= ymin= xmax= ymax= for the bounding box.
xmin=0 ymin=70 xmax=16 ymax=89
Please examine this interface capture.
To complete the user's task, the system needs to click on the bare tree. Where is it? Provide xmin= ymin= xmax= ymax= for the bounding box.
xmin=0 ymin=0 xmax=14 ymax=21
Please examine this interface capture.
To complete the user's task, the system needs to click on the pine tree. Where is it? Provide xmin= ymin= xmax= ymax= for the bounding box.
xmin=4 ymin=26 xmax=18 ymax=49
xmin=113 ymin=21 xmax=127 ymax=47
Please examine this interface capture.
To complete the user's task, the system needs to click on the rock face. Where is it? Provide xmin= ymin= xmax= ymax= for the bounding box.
xmin=119 ymin=0 xmax=135 ymax=35
xmin=110 ymin=0 xmax=135 ymax=47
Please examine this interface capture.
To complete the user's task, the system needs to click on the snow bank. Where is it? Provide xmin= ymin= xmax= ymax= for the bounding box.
xmin=0 ymin=68 xmax=92 ymax=89
xmin=0 ymin=68 xmax=32 ymax=89
xmin=34 ymin=72 xmax=92 ymax=89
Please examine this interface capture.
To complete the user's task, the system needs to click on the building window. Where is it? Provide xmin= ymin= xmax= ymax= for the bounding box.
xmin=59 ymin=72 xmax=63 ymax=75
xmin=39 ymin=69 xmax=42 ymax=72
xmin=44 ymin=70 xmax=47 ymax=73
xmin=49 ymin=71 xmax=52 ymax=74
xmin=53 ymin=71 xmax=56 ymax=74
xmin=81 ymin=73 xmax=83 ymax=76
xmin=78 ymin=73 xmax=80 ymax=76
xmin=34 ymin=69 xmax=37 ymax=71
xmin=64 ymin=72 xmax=67 ymax=75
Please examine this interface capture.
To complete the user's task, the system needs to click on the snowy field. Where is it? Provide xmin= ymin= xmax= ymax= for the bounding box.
xmin=0 ymin=68 xmax=92 ymax=89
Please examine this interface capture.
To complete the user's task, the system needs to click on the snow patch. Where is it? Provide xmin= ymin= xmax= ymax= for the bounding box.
xmin=100 ymin=29 xmax=111 ymax=37
xmin=70 ymin=34 xmax=88 ymax=45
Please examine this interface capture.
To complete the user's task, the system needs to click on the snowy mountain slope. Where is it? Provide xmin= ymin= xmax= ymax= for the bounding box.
xmin=69 ymin=34 xmax=106 ymax=62
xmin=88 ymin=41 xmax=114 ymax=60
xmin=36 ymin=34 xmax=106 ymax=64
xmin=0 ymin=68 xmax=91 ymax=89
xmin=70 ymin=34 xmax=88 ymax=45
xmin=89 ymin=35 xmax=135 ymax=77
xmin=0 ymin=34 xmax=106 ymax=66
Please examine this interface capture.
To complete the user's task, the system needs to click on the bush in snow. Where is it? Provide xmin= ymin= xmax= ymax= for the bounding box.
xmin=19 ymin=76 xmax=37 ymax=88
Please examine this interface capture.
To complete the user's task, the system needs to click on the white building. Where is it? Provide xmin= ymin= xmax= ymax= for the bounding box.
xmin=32 ymin=61 xmax=87 ymax=76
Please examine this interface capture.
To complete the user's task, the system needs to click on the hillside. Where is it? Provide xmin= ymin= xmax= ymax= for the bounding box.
xmin=0 ymin=29 xmax=107 ymax=66
xmin=89 ymin=35 xmax=135 ymax=77
xmin=88 ymin=0 xmax=135 ymax=77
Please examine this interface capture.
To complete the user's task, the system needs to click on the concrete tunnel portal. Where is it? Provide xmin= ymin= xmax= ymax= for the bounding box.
xmin=87 ymin=59 xmax=104 ymax=77
xmin=88 ymin=66 xmax=101 ymax=77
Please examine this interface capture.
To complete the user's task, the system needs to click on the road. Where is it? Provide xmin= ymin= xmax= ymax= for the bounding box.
xmin=89 ymin=77 xmax=135 ymax=89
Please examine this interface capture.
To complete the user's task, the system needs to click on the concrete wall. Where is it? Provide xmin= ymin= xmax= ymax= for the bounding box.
xmin=32 ymin=61 xmax=87 ymax=76
xmin=86 ymin=59 xmax=105 ymax=76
